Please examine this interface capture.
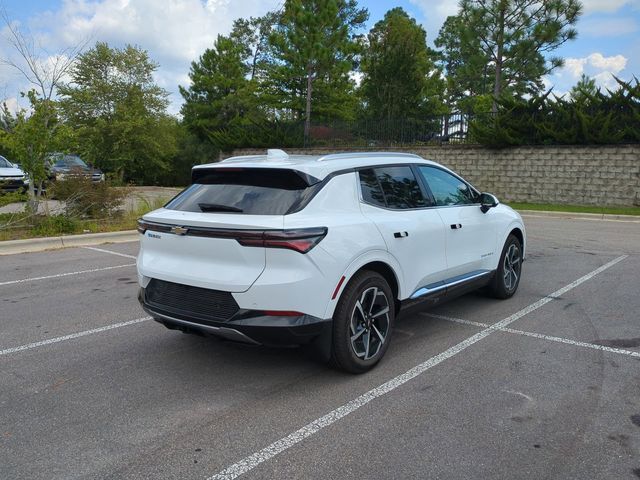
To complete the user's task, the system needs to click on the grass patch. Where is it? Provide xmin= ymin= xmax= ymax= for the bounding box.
xmin=507 ymin=202 xmax=640 ymax=216
xmin=0 ymin=195 xmax=170 ymax=241
xmin=0 ymin=191 xmax=28 ymax=208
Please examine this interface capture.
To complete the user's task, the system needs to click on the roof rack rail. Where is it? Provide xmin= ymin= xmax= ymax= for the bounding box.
xmin=316 ymin=152 xmax=422 ymax=162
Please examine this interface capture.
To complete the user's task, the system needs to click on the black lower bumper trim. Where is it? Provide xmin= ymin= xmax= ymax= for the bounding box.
xmin=140 ymin=292 xmax=332 ymax=347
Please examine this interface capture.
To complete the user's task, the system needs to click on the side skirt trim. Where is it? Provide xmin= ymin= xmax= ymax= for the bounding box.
xmin=410 ymin=269 xmax=494 ymax=300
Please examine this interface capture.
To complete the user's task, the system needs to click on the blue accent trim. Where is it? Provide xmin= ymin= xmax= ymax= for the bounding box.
xmin=410 ymin=269 xmax=492 ymax=299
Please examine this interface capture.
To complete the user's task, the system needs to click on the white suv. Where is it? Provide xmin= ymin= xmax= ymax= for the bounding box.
xmin=137 ymin=150 xmax=525 ymax=373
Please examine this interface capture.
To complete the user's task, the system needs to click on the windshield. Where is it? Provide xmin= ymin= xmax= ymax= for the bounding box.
xmin=54 ymin=155 xmax=88 ymax=168
xmin=0 ymin=156 xmax=14 ymax=168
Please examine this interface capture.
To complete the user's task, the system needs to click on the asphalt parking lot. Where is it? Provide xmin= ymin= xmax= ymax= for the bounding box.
xmin=1 ymin=214 xmax=639 ymax=480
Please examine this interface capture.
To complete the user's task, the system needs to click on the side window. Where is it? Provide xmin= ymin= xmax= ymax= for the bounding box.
xmin=358 ymin=166 xmax=428 ymax=209
xmin=359 ymin=169 xmax=386 ymax=207
xmin=417 ymin=166 xmax=477 ymax=206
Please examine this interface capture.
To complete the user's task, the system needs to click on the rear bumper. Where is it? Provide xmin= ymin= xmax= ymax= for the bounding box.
xmin=139 ymin=287 xmax=332 ymax=347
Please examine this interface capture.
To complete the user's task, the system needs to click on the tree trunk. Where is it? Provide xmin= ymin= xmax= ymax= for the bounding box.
xmin=304 ymin=67 xmax=313 ymax=147
xmin=492 ymin=4 xmax=506 ymax=114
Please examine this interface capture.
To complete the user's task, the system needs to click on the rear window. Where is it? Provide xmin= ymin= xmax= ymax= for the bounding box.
xmin=165 ymin=168 xmax=319 ymax=215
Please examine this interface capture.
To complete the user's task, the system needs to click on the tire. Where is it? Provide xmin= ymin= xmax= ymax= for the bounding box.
xmin=330 ymin=271 xmax=395 ymax=374
xmin=489 ymin=234 xmax=523 ymax=299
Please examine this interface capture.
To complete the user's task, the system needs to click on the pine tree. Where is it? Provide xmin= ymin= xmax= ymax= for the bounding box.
xmin=361 ymin=7 xmax=445 ymax=121
xmin=268 ymin=0 xmax=368 ymax=144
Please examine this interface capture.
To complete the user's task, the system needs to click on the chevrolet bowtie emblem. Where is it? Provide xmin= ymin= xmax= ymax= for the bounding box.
xmin=171 ymin=226 xmax=189 ymax=235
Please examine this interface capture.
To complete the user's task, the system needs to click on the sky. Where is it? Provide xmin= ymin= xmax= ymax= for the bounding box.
xmin=0 ymin=0 xmax=638 ymax=115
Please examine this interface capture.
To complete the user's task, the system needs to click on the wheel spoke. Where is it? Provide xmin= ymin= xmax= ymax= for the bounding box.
xmin=354 ymin=300 xmax=366 ymax=321
xmin=367 ymin=287 xmax=378 ymax=315
xmin=371 ymin=306 xmax=389 ymax=318
xmin=351 ymin=328 xmax=365 ymax=342
xmin=372 ymin=324 xmax=386 ymax=345
xmin=363 ymin=331 xmax=370 ymax=359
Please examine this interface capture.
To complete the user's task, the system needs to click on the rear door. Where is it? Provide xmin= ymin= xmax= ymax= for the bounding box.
xmin=138 ymin=168 xmax=315 ymax=293
xmin=357 ymin=166 xmax=447 ymax=298
xmin=416 ymin=165 xmax=498 ymax=278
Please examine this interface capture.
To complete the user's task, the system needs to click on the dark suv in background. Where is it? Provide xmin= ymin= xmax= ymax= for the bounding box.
xmin=46 ymin=153 xmax=105 ymax=184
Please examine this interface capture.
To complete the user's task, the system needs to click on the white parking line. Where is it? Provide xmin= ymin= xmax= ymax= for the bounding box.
xmin=82 ymin=246 xmax=137 ymax=259
xmin=0 ymin=317 xmax=152 ymax=356
xmin=207 ymin=254 xmax=627 ymax=480
xmin=0 ymin=263 xmax=136 ymax=287
xmin=423 ymin=313 xmax=640 ymax=358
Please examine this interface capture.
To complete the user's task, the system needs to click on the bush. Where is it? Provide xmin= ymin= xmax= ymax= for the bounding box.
xmin=470 ymin=77 xmax=640 ymax=148
xmin=0 ymin=190 xmax=28 ymax=208
xmin=31 ymin=214 xmax=80 ymax=236
xmin=50 ymin=177 xmax=126 ymax=219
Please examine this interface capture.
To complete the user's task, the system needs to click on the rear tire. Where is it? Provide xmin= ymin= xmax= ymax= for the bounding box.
xmin=489 ymin=234 xmax=523 ymax=299
xmin=330 ymin=271 xmax=395 ymax=374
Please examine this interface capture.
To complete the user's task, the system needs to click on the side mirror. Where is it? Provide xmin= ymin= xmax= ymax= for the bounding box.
xmin=480 ymin=192 xmax=499 ymax=213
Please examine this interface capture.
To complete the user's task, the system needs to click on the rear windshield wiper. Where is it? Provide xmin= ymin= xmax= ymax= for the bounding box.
xmin=198 ymin=203 xmax=243 ymax=213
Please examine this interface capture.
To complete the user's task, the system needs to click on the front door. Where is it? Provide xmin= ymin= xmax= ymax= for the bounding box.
xmin=416 ymin=165 xmax=498 ymax=278
xmin=357 ymin=166 xmax=448 ymax=298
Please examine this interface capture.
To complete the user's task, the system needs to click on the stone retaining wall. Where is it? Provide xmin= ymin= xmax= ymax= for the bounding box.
xmin=229 ymin=145 xmax=640 ymax=206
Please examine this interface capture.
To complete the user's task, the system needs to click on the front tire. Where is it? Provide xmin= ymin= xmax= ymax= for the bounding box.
xmin=489 ymin=234 xmax=523 ymax=299
xmin=330 ymin=271 xmax=394 ymax=374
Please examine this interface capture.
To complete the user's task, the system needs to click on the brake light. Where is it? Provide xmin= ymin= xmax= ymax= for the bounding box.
xmin=137 ymin=219 xmax=147 ymax=234
xmin=237 ymin=227 xmax=327 ymax=253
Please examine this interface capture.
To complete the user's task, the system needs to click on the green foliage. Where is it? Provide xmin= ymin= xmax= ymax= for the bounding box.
xmin=180 ymin=35 xmax=257 ymax=140
xmin=470 ymin=77 xmax=640 ymax=147
xmin=58 ymin=42 xmax=176 ymax=184
xmin=439 ymin=0 xmax=582 ymax=111
xmin=267 ymin=0 xmax=368 ymax=140
xmin=30 ymin=214 xmax=80 ymax=236
xmin=207 ymin=118 xmax=304 ymax=151
xmin=361 ymin=8 xmax=446 ymax=121
xmin=0 ymin=190 xmax=27 ymax=208
xmin=50 ymin=177 xmax=126 ymax=218
xmin=0 ymin=91 xmax=72 ymax=198
xmin=570 ymin=74 xmax=597 ymax=102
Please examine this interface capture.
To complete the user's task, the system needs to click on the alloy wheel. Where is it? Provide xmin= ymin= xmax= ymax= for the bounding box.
xmin=503 ymin=243 xmax=521 ymax=292
xmin=349 ymin=287 xmax=390 ymax=360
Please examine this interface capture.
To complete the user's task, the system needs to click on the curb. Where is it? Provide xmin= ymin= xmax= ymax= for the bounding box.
xmin=0 ymin=230 xmax=139 ymax=255
xmin=517 ymin=209 xmax=640 ymax=222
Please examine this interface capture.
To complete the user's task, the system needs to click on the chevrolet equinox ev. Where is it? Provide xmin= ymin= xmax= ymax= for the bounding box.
xmin=137 ymin=150 xmax=525 ymax=373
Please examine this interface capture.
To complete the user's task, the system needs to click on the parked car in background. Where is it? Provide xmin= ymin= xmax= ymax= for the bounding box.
xmin=46 ymin=153 xmax=105 ymax=184
xmin=0 ymin=156 xmax=29 ymax=193
xmin=137 ymin=150 xmax=526 ymax=373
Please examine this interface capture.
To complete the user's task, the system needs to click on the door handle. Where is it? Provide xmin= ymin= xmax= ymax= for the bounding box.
xmin=394 ymin=231 xmax=409 ymax=238
xmin=450 ymin=224 xmax=462 ymax=229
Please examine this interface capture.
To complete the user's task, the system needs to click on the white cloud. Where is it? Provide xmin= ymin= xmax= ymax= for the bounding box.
xmin=581 ymin=0 xmax=640 ymax=13
xmin=12 ymin=0 xmax=279 ymax=114
xmin=549 ymin=52 xmax=628 ymax=93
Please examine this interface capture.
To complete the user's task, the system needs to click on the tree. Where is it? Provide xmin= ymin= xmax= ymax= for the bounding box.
xmin=230 ymin=12 xmax=281 ymax=81
xmin=456 ymin=0 xmax=582 ymax=112
xmin=268 ymin=0 xmax=368 ymax=144
xmin=361 ymin=7 xmax=445 ymax=121
xmin=180 ymin=35 xmax=255 ymax=141
xmin=0 ymin=9 xmax=87 ymax=203
xmin=570 ymin=74 xmax=597 ymax=102
xmin=58 ymin=42 xmax=176 ymax=183
xmin=435 ymin=15 xmax=490 ymax=113
xmin=1 ymin=92 xmax=72 ymax=206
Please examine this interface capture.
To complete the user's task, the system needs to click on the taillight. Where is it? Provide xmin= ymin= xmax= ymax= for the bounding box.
xmin=237 ymin=227 xmax=327 ymax=253
xmin=137 ymin=219 xmax=147 ymax=234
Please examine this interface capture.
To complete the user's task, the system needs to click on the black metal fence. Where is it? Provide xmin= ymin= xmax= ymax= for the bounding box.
xmin=306 ymin=113 xmax=474 ymax=147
